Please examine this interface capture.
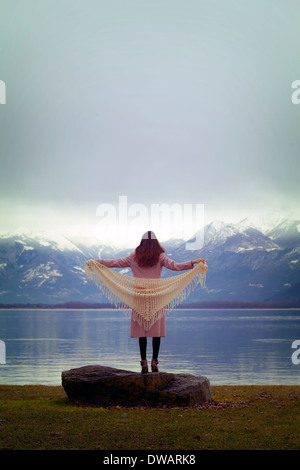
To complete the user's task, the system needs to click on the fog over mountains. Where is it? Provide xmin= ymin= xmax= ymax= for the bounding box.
xmin=0 ymin=213 xmax=299 ymax=305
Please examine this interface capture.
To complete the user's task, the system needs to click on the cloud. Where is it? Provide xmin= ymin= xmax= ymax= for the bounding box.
xmin=1 ymin=0 xmax=300 ymax=237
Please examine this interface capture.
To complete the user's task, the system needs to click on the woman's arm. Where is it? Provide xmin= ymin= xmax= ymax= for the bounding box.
xmin=94 ymin=254 xmax=132 ymax=268
xmin=161 ymin=254 xmax=192 ymax=271
xmin=161 ymin=254 xmax=206 ymax=271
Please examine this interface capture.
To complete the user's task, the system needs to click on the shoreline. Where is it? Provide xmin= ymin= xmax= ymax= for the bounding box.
xmin=1 ymin=382 xmax=300 ymax=387
xmin=1 ymin=301 xmax=300 ymax=310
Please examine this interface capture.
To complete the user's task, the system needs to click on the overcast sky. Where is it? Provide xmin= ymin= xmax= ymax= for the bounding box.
xmin=1 ymin=0 xmax=300 ymax=246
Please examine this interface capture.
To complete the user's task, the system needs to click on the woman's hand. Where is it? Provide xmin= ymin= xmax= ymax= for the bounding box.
xmin=192 ymin=258 xmax=206 ymax=266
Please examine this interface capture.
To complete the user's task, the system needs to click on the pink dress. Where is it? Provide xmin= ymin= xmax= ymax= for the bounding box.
xmin=95 ymin=251 xmax=193 ymax=338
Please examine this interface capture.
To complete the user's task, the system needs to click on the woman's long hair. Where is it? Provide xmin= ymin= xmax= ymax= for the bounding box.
xmin=134 ymin=231 xmax=165 ymax=267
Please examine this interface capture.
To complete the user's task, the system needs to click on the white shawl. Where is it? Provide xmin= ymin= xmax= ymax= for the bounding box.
xmin=85 ymin=260 xmax=208 ymax=331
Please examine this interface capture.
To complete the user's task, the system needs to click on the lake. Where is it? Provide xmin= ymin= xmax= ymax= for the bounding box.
xmin=0 ymin=308 xmax=299 ymax=386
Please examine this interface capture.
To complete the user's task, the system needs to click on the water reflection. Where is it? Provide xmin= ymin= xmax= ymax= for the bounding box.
xmin=0 ymin=309 xmax=299 ymax=385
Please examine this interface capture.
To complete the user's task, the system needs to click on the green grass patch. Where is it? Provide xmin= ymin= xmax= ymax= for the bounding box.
xmin=0 ymin=384 xmax=299 ymax=450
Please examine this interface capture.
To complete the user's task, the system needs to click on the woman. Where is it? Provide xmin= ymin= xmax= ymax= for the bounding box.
xmin=94 ymin=230 xmax=205 ymax=373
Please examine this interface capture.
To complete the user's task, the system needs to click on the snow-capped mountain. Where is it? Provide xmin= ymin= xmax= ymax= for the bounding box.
xmin=0 ymin=213 xmax=299 ymax=305
xmin=236 ymin=212 xmax=295 ymax=235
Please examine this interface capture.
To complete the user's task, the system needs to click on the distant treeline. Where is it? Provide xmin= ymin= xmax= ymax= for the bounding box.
xmin=1 ymin=300 xmax=300 ymax=309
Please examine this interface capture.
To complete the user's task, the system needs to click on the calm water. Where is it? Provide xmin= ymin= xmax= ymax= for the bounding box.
xmin=0 ymin=309 xmax=299 ymax=386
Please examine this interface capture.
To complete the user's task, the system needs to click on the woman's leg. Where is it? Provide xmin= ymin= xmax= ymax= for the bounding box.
xmin=139 ymin=337 xmax=148 ymax=373
xmin=152 ymin=337 xmax=160 ymax=359
xmin=139 ymin=337 xmax=147 ymax=360
xmin=151 ymin=337 xmax=160 ymax=372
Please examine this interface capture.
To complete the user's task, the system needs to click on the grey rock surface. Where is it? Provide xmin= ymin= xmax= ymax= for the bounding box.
xmin=62 ymin=365 xmax=212 ymax=407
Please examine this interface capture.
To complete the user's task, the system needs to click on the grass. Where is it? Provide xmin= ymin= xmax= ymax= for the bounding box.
xmin=0 ymin=384 xmax=299 ymax=450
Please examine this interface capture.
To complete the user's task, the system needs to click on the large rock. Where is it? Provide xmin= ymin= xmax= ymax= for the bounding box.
xmin=62 ymin=365 xmax=211 ymax=407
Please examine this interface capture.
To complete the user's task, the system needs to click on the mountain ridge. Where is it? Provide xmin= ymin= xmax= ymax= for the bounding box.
xmin=0 ymin=213 xmax=299 ymax=305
